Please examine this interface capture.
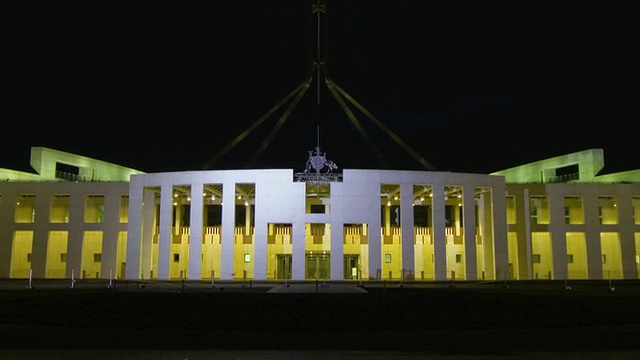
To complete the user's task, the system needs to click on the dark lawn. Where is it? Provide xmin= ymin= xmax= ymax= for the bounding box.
xmin=1 ymin=283 xmax=640 ymax=353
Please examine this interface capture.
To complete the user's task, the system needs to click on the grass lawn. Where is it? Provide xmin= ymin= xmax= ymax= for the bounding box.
xmin=1 ymin=281 xmax=640 ymax=353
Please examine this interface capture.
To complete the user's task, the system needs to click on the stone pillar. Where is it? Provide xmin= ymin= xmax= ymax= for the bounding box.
xmin=463 ymin=186 xmax=477 ymax=280
xmin=220 ymin=182 xmax=236 ymax=280
xmin=291 ymin=221 xmax=306 ymax=280
xmin=157 ymin=182 xmax=173 ymax=280
xmin=431 ymin=184 xmax=446 ymax=281
xmin=189 ymin=182 xmax=204 ymax=280
xmin=331 ymin=221 xmax=343 ymax=280
xmin=400 ymin=183 xmax=414 ymax=280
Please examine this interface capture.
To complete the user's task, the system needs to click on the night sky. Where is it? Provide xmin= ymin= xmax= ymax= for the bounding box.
xmin=3 ymin=1 xmax=640 ymax=175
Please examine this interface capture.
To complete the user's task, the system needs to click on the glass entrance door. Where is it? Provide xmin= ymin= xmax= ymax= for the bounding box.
xmin=343 ymin=254 xmax=360 ymax=280
xmin=276 ymin=254 xmax=292 ymax=280
xmin=305 ymin=252 xmax=330 ymax=280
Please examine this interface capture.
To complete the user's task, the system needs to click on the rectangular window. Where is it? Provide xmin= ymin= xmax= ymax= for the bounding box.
xmin=564 ymin=196 xmax=584 ymax=224
xmin=633 ymin=197 xmax=640 ymax=225
xmin=85 ymin=195 xmax=105 ymax=223
xmin=455 ymin=253 xmax=463 ymax=263
xmin=55 ymin=162 xmax=80 ymax=181
xmin=27 ymin=253 xmax=32 ymax=263
xmin=530 ymin=196 xmax=549 ymax=224
xmin=532 ymin=254 xmax=541 ymax=263
xmin=310 ymin=204 xmax=325 ymax=214
xmin=60 ymin=253 xmax=67 ymax=263
xmin=173 ymin=253 xmax=180 ymax=262
xmin=93 ymin=253 xmax=102 ymax=263
xmin=506 ymin=196 xmax=516 ymax=225
xmin=244 ymin=253 xmax=251 ymax=263
xmin=384 ymin=253 xmax=392 ymax=263
xmin=598 ymin=196 xmax=618 ymax=225
xmin=566 ymin=254 xmax=574 ymax=263
xmin=50 ymin=194 xmax=71 ymax=223
xmin=119 ymin=195 xmax=129 ymax=223
xmin=15 ymin=194 xmax=36 ymax=223
xmin=602 ymin=254 xmax=607 ymax=264
xmin=306 ymin=182 xmax=330 ymax=214
xmin=554 ymin=164 xmax=579 ymax=182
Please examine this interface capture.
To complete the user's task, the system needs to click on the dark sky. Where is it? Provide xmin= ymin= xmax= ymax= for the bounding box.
xmin=2 ymin=1 xmax=640 ymax=175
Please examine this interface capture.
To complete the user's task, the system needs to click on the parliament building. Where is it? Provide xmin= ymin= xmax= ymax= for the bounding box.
xmin=1 ymin=146 xmax=639 ymax=282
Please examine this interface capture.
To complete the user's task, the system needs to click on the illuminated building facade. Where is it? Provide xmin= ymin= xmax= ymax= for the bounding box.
xmin=1 ymin=146 xmax=639 ymax=281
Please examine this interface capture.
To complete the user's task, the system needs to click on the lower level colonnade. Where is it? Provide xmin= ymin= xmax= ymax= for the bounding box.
xmin=132 ymin=225 xmax=488 ymax=282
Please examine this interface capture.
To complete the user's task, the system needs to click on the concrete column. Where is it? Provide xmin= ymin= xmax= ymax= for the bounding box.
xmin=125 ymin=176 xmax=144 ymax=279
xmin=0 ymin=189 xmax=16 ymax=278
xmin=66 ymin=191 xmax=84 ymax=279
xmin=618 ymin=192 xmax=636 ymax=279
xmin=523 ymin=188 xmax=533 ymax=280
xmin=157 ymin=182 xmax=173 ymax=280
xmin=463 ymin=186 xmax=477 ymax=280
xmin=101 ymin=192 xmax=121 ymax=280
xmin=400 ymin=183 xmax=414 ymax=280
xmin=245 ymin=203 xmax=251 ymax=234
xmin=584 ymin=194 xmax=602 ymax=279
xmin=331 ymin=221 xmax=343 ymax=280
xmin=384 ymin=202 xmax=391 ymax=234
xmin=189 ymin=182 xmax=204 ymax=280
xmin=31 ymin=190 xmax=50 ymax=278
xmin=432 ymin=184 xmax=446 ymax=281
xmin=220 ymin=182 xmax=235 ymax=280
xmin=549 ymin=192 xmax=567 ymax=280
xmin=253 ymin=218 xmax=266 ymax=281
xmin=368 ymin=184 xmax=382 ymax=281
xmin=140 ymin=187 xmax=156 ymax=279
xmin=291 ymin=220 xmax=305 ymax=280
xmin=491 ymin=185 xmax=509 ymax=281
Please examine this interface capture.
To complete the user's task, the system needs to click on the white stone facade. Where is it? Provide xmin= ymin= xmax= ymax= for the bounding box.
xmin=123 ymin=169 xmax=507 ymax=281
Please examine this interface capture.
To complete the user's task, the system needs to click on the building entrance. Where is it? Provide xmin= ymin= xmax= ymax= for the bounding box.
xmin=276 ymin=254 xmax=292 ymax=280
xmin=306 ymin=252 xmax=329 ymax=280
xmin=343 ymin=254 xmax=360 ymax=280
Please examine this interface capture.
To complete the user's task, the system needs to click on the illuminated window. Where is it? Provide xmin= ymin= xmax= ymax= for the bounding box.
xmin=633 ymin=197 xmax=640 ymax=224
xmin=306 ymin=182 xmax=330 ymax=214
xmin=506 ymin=196 xmax=516 ymax=224
xmin=384 ymin=253 xmax=392 ymax=263
xmin=84 ymin=195 xmax=105 ymax=223
xmin=15 ymin=194 xmax=36 ymax=223
xmin=50 ymin=194 xmax=71 ymax=223
xmin=244 ymin=253 xmax=251 ymax=263
xmin=564 ymin=196 xmax=584 ymax=224
xmin=530 ymin=196 xmax=549 ymax=224
xmin=598 ymin=196 xmax=618 ymax=225
xmin=119 ymin=195 xmax=129 ymax=223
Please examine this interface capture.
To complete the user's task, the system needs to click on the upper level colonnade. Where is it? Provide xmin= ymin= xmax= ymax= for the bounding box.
xmin=124 ymin=169 xmax=508 ymax=281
